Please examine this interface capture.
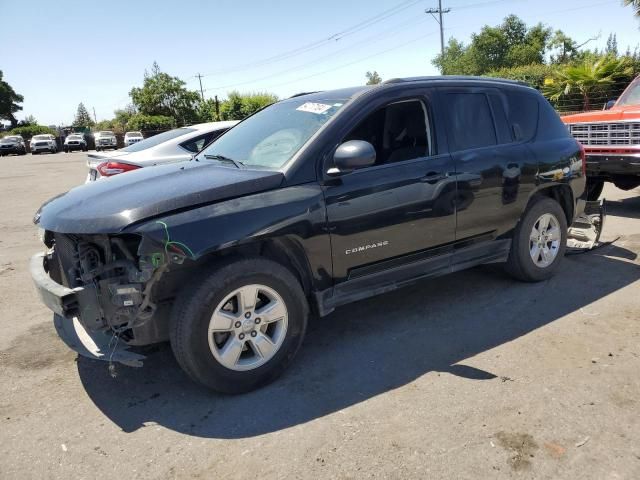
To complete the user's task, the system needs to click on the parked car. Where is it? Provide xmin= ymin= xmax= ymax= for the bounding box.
xmin=63 ymin=133 xmax=88 ymax=152
xmin=30 ymin=134 xmax=57 ymax=154
xmin=562 ymin=74 xmax=640 ymax=200
xmin=0 ymin=135 xmax=27 ymax=156
xmin=31 ymin=77 xmax=586 ymax=394
xmin=85 ymin=121 xmax=238 ymax=182
xmin=94 ymin=131 xmax=117 ymax=151
xmin=124 ymin=131 xmax=143 ymax=147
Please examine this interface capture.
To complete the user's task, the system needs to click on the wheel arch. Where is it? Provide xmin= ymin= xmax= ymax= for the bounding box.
xmin=526 ymin=184 xmax=574 ymax=225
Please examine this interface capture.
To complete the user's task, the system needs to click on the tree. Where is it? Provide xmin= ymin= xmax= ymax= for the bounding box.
xmin=543 ymin=57 xmax=633 ymax=110
xmin=74 ymin=102 xmax=94 ymax=128
xmin=548 ymin=30 xmax=578 ymax=64
xmin=433 ymin=15 xmax=551 ymax=75
xmin=113 ymin=104 xmax=136 ymax=130
xmin=22 ymin=115 xmax=37 ymax=126
xmin=126 ymin=114 xmax=175 ymax=131
xmin=624 ymin=0 xmax=640 ymax=18
xmin=605 ymin=33 xmax=618 ymax=56
xmin=219 ymin=91 xmax=279 ymax=121
xmin=129 ymin=62 xmax=202 ymax=125
xmin=365 ymin=71 xmax=382 ymax=85
xmin=0 ymin=70 xmax=24 ymax=128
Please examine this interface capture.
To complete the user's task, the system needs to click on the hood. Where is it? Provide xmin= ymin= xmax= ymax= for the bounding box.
xmin=562 ymin=104 xmax=640 ymax=124
xmin=35 ymin=160 xmax=285 ymax=234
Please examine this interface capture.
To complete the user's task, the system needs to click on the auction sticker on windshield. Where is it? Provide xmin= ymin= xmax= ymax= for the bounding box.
xmin=296 ymin=102 xmax=333 ymax=114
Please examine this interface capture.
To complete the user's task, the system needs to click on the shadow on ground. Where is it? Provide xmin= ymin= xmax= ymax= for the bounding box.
xmin=77 ymin=242 xmax=639 ymax=439
xmin=605 ymin=193 xmax=640 ymax=220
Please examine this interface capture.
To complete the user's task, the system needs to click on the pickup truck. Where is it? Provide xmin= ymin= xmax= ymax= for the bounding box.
xmin=31 ymin=76 xmax=586 ymax=393
xmin=563 ymin=75 xmax=640 ymax=200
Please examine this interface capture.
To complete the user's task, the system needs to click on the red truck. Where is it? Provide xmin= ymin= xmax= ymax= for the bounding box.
xmin=562 ymin=75 xmax=640 ymax=200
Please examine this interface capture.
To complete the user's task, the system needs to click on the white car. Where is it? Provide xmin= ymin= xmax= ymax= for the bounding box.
xmin=30 ymin=134 xmax=57 ymax=154
xmin=94 ymin=131 xmax=117 ymax=151
xmin=63 ymin=133 xmax=88 ymax=152
xmin=86 ymin=121 xmax=238 ymax=182
xmin=124 ymin=131 xmax=143 ymax=146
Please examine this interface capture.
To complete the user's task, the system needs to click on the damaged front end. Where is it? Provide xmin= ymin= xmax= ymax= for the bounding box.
xmin=567 ymin=199 xmax=607 ymax=251
xmin=30 ymin=231 xmax=184 ymax=366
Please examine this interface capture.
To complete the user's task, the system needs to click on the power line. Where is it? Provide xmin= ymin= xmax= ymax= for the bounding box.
xmin=196 ymin=0 xmax=426 ymax=78
xmin=260 ymin=30 xmax=440 ymax=91
xmin=202 ymin=16 xmax=429 ymax=93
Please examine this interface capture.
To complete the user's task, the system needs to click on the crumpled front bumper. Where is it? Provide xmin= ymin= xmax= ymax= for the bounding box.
xmin=30 ymin=252 xmax=145 ymax=367
xmin=567 ymin=199 xmax=606 ymax=250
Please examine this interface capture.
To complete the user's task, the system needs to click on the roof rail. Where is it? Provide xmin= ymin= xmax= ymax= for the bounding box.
xmin=382 ymin=75 xmax=530 ymax=87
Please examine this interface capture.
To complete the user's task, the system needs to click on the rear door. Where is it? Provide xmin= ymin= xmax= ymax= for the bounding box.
xmin=439 ymin=87 xmax=537 ymax=242
xmin=323 ymin=91 xmax=456 ymax=284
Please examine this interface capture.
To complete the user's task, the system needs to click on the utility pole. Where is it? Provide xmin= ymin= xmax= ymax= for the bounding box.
xmin=92 ymin=107 xmax=97 ymax=123
xmin=425 ymin=0 xmax=451 ymax=57
xmin=196 ymin=73 xmax=205 ymax=100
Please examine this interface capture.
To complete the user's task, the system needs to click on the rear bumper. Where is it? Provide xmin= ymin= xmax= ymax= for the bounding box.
xmin=30 ymin=252 xmax=145 ymax=366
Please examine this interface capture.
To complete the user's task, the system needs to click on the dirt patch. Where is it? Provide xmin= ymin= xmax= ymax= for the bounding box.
xmin=0 ymin=322 xmax=76 ymax=370
xmin=495 ymin=431 xmax=539 ymax=471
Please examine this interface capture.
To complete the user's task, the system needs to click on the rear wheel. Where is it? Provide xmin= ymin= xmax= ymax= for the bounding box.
xmin=505 ymin=196 xmax=567 ymax=282
xmin=170 ymin=258 xmax=308 ymax=394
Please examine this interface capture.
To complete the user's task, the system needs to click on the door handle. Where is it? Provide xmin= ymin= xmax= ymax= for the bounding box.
xmin=420 ymin=172 xmax=446 ymax=184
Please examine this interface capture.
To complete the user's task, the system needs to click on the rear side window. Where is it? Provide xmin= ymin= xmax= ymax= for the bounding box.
xmin=446 ymin=93 xmax=497 ymax=151
xmin=506 ymin=91 xmax=538 ymax=141
xmin=537 ymin=97 xmax=571 ymax=141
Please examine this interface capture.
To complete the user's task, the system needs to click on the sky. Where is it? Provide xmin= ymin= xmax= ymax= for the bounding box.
xmin=2 ymin=0 xmax=639 ymax=126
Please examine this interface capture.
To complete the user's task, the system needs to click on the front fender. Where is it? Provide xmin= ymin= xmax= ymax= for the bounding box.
xmin=126 ymin=184 xmax=333 ymax=290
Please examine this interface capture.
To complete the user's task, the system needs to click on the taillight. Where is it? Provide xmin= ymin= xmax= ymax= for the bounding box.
xmin=96 ymin=161 xmax=141 ymax=177
xmin=578 ymin=143 xmax=586 ymax=176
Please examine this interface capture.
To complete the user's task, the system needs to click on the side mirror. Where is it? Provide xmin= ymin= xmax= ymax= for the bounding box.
xmin=328 ymin=140 xmax=376 ymax=176
xmin=604 ymin=99 xmax=616 ymax=110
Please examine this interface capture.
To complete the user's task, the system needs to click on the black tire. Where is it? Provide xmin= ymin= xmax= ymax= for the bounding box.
xmin=32 ymin=151 xmax=38 ymax=155
xmin=170 ymin=258 xmax=309 ymax=394
xmin=505 ymin=196 xmax=568 ymax=282
xmin=585 ymin=179 xmax=604 ymax=201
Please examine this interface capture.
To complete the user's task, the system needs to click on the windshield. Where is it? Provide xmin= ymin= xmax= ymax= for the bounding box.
xmin=32 ymin=135 xmax=50 ymax=140
xmin=68 ymin=135 xmax=83 ymax=140
xmin=616 ymin=77 xmax=640 ymax=107
xmin=1 ymin=136 xmax=20 ymax=142
xmin=196 ymin=98 xmax=347 ymax=169
xmin=98 ymin=131 xmax=113 ymax=136
xmin=126 ymin=131 xmax=142 ymax=137
xmin=121 ymin=127 xmax=195 ymax=152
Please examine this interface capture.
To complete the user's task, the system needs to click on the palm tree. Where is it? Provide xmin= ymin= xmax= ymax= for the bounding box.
xmin=543 ymin=57 xmax=633 ymax=111
xmin=624 ymin=0 xmax=640 ymax=17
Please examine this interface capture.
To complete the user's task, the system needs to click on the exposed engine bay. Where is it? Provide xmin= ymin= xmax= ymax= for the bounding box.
xmin=38 ymin=231 xmax=190 ymax=366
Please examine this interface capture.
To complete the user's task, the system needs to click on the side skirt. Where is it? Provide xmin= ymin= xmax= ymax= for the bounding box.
xmin=314 ymin=239 xmax=511 ymax=317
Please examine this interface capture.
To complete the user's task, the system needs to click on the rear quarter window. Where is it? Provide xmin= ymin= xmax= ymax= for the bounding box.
xmin=536 ymin=96 xmax=571 ymax=141
xmin=505 ymin=91 xmax=539 ymax=142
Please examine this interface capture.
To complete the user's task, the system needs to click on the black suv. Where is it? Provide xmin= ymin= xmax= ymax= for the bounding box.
xmin=31 ymin=77 xmax=586 ymax=393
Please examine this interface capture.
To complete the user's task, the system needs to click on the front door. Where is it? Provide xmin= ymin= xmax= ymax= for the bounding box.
xmin=323 ymin=95 xmax=456 ymax=284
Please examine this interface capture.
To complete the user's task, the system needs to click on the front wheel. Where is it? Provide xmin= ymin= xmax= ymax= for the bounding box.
xmin=505 ymin=196 xmax=567 ymax=282
xmin=170 ymin=258 xmax=308 ymax=394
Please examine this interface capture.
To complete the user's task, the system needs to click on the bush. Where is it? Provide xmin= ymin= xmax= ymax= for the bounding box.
xmin=485 ymin=64 xmax=555 ymax=89
xmin=6 ymin=125 xmax=56 ymax=138
xmin=219 ymin=91 xmax=279 ymax=121
xmin=126 ymin=114 xmax=175 ymax=131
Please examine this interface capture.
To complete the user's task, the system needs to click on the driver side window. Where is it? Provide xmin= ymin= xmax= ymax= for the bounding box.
xmin=343 ymin=98 xmax=432 ymax=166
